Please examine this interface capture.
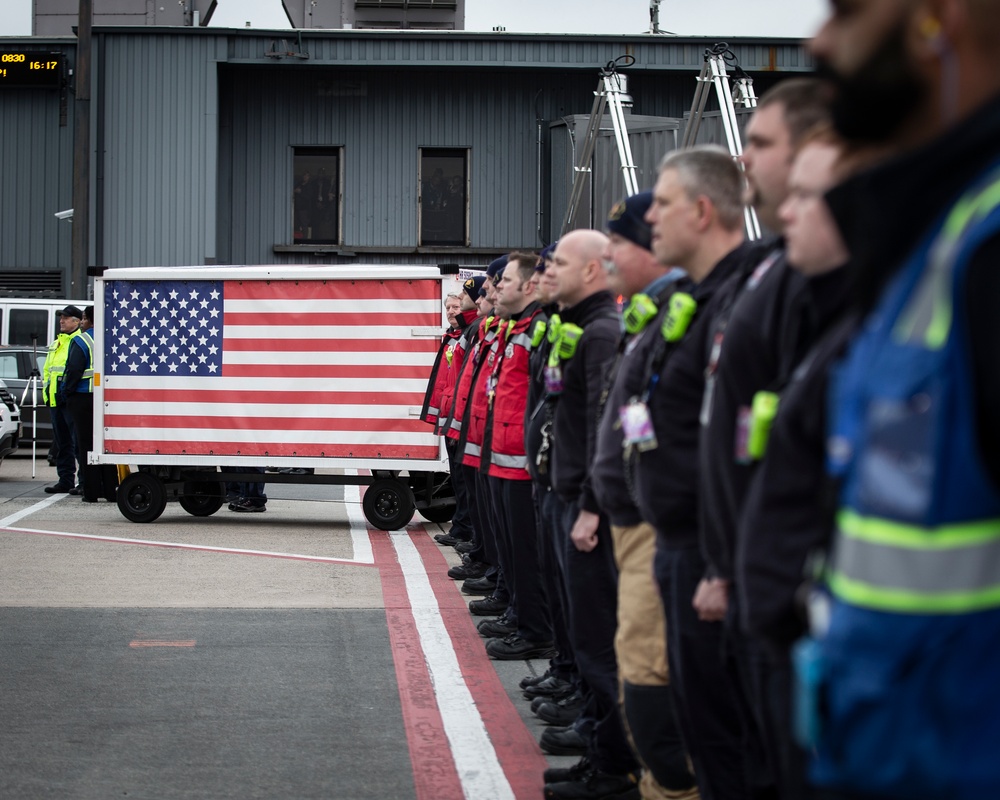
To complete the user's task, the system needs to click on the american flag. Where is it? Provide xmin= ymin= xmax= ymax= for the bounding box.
xmin=101 ymin=277 xmax=444 ymax=460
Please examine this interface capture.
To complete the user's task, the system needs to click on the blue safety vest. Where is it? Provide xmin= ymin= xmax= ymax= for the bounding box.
xmin=71 ymin=330 xmax=96 ymax=393
xmin=814 ymin=164 xmax=1000 ymax=798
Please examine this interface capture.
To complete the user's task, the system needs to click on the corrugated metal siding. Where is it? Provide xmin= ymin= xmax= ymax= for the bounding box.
xmin=222 ymin=66 xmax=614 ymax=262
xmin=551 ymin=116 xmax=682 ymax=236
xmin=0 ymin=47 xmax=75 ymax=286
xmin=225 ymin=33 xmax=811 ymax=74
xmin=98 ymin=33 xmax=224 ymax=267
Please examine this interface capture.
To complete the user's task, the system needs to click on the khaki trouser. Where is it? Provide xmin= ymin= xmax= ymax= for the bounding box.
xmin=611 ymin=521 xmax=669 ymax=686
xmin=612 ymin=522 xmax=700 ymax=800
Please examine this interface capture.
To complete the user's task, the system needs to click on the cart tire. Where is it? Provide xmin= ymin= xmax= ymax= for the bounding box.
xmin=417 ymin=503 xmax=456 ymax=524
xmin=363 ymin=479 xmax=415 ymax=531
xmin=179 ymin=481 xmax=226 ymax=517
xmin=117 ymin=471 xmax=168 ymax=523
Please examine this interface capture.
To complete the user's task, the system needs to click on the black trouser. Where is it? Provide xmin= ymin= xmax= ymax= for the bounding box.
xmin=753 ymin=640 xmax=809 ymax=800
xmin=50 ymin=403 xmax=76 ymax=487
xmin=445 ymin=439 xmax=474 ymax=540
xmin=490 ymin=476 xmax=552 ymax=643
xmin=463 ymin=465 xmax=509 ymax=602
xmin=654 ymin=543 xmax=753 ymax=800
xmin=557 ymin=497 xmax=638 ymax=776
xmin=67 ymin=392 xmax=118 ymax=502
xmin=536 ymin=486 xmax=576 ymax=681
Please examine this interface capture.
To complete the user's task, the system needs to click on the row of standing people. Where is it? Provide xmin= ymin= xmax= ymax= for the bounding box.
xmin=421 ymin=3 xmax=1000 ymax=796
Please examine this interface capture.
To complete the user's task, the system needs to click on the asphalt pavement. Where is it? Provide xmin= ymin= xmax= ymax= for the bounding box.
xmin=0 ymin=455 xmax=573 ymax=799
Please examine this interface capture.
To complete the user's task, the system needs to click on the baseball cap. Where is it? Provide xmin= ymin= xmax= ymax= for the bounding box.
xmin=58 ymin=305 xmax=83 ymax=319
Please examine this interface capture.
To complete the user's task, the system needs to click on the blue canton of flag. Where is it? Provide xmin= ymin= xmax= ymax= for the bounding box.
xmin=105 ymin=280 xmax=225 ymax=376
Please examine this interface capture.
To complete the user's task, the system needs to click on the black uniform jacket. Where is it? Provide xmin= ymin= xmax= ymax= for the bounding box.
xmin=699 ymin=254 xmax=851 ymax=582
xmin=737 ymin=315 xmax=858 ymax=646
xmin=592 ymin=278 xmax=687 ymax=527
xmin=549 ymin=290 xmax=621 ymax=513
xmin=525 ymin=302 xmax=559 ymax=487
xmin=633 ymin=241 xmax=762 ymax=549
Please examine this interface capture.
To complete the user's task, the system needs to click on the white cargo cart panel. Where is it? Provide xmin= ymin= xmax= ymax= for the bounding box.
xmin=92 ymin=265 xmax=449 ymax=470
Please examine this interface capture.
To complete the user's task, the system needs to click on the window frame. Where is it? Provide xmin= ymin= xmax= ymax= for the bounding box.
xmin=417 ymin=147 xmax=470 ymax=248
xmin=291 ymin=146 xmax=344 ymax=247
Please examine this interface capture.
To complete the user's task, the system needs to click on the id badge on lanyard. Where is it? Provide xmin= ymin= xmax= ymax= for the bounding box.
xmin=544 ymin=364 xmax=563 ymax=395
xmin=619 ymin=396 xmax=658 ymax=452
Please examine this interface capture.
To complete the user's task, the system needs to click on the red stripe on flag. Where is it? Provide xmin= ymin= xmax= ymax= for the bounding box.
xmin=103 ymin=388 xmax=427 ymax=405
xmin=225 ymin=279 xmax=443 ymax=302
xmin=104 ymin=414 xmax=429 ymax=434
xmin=102 ymin=440 xmax=441 ymax=458
xmin=224 ymin=338 xmax=436 ymax=353
xmin=224 ymin=311 xmax=441 ymax=327
xmin=222 ymin=363 xmax=431 ymax=380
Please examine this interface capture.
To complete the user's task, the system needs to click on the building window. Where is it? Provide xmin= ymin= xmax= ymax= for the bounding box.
xmin=293 ymin=148 xmax=341 ymax=245
xmin=419 ymin=148 xmax=468 ymax=246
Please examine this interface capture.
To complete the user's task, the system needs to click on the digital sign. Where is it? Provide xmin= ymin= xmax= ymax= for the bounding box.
xmin=0 ymin=52 xmax=65 ymax=89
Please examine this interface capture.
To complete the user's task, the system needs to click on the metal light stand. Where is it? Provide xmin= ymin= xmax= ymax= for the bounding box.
xmin=561 ymin=55 xmax=639 ymax=235
xmin=19 ymin=333 xmax=43 ymax=479
xmin=682 ymin=43 xmax=762 ymax=240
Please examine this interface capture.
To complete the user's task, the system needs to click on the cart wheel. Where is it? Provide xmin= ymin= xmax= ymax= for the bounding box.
xmin=411 ymin=471 xmax=456 ymax=523
xmin=117 ymin=471 xmax=168 ymax=523
xmin=179 ymin=481 xmax=226 ymax=517
xmin=362 ymin=478 xmax=416 ymax=531
xmin=417 ymin=502 xmax=456 ymax=524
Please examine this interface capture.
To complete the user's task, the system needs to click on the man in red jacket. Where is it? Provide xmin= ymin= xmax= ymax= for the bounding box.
xmin=481 ymin=252 xmax=556 ymax=660
xmin=425 ymin=281 xmax=484 ymax=547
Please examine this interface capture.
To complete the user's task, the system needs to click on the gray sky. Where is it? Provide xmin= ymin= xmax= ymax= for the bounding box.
xmin=0 ymin=0 xmax=827 ymax=38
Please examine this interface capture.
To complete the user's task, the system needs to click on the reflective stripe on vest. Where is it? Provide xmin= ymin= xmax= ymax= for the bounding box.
xmin=507 ymin=332 xmax=533 ymax=350
xmin=829 ymin=165 xmax=1000 ymax=614
xmin=74 ymin=330 xmax=96 ymax=392
xmin=463 ymin=441 xmax=481 ymax=458
xmin=894 ymin=174 xmax=1000 ymax=349
xmin=829 ymin=509 xmax=1000 ymax=613
xmin=490 ymin=452 xmax=528 ymax=470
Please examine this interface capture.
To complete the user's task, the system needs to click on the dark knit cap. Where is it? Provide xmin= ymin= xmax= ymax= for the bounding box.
xmin=606 ymin=190 xmax=653 ymax=251
xmin=486 ymin=255 xmax=509 ymax=281
xmin=463 ymin=275 xmax=487 ymax=302
xmin=536 ymin=242 xmax=557 ymax=271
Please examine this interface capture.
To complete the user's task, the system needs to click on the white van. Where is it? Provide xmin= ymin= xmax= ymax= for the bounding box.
xmin=0 ymin=298 xmax=91 ymax=347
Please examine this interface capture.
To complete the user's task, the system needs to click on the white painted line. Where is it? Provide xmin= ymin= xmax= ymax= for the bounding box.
xmin=1 ymin=527 xmax=375 ymax=566
xmin=389 ymin=531 xmax=516 ymax=800
xmin=342 ymin=469 xmax=375 ymax=565
xmin=0 ymin=493 xmax=67 ymax=529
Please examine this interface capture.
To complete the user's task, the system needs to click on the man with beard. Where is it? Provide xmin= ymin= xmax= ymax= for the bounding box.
xmin=590 ymin=192 xmax=696 ymax=800
xmin=803 ymin=1 xmax=1000 ymax=798
xmin=695 ymin=78 xmax=834 ymax=799
xmin=635 ymin=146 xmax=764 ymax=800
xmin=542 ymin=229 xmax=639 ymax=800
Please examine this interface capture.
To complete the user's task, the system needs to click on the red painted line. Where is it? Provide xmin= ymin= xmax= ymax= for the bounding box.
xmin=370 ymin=528 xmax=466 ymax=800
xmin=410 ymin=532 xmax=549 ymax=799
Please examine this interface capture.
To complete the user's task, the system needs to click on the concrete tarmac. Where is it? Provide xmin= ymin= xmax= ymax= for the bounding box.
xmin=0 ymin=456 xmax=576 ymax=799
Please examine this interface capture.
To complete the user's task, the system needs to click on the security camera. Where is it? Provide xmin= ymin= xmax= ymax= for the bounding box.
xmin=54 ymin=209 xmax=74 ymax=221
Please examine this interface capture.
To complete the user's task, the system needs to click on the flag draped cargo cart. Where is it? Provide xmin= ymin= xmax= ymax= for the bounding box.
xmin=92 ymin=265 xmax=454 ymax=529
